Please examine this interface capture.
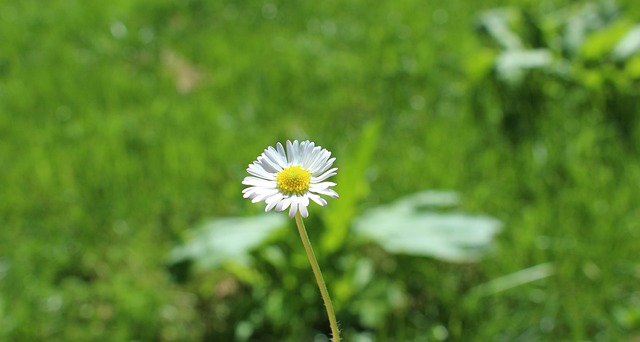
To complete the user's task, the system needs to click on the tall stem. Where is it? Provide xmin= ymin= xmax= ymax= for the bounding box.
xmin=294 ymin=212 xmax=340 ymax=342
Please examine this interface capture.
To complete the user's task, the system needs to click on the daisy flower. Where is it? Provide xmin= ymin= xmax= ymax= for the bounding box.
xmin=242 ymin=140 xmax=339 ymax=218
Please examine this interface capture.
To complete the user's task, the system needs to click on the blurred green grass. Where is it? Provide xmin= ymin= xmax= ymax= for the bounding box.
xmin=1 ymin=0 xmax=639 ymax=340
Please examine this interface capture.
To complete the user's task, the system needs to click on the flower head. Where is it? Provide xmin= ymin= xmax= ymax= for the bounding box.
xmin=242 ymin=140 xmax=338 ymax=218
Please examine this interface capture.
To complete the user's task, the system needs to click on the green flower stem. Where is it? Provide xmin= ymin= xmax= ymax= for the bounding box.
xmin=294 ymin=212 xmax=340 ymax=342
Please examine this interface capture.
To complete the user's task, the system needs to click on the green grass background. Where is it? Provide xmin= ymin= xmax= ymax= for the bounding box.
xmin=1 ymin=0 xmax=639 ymax=340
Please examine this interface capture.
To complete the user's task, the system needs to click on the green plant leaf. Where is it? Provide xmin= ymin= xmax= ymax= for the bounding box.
xmin=495 ymin=49 xmax=553 ymax=84
xmin=580 ymin=19 xmax=632 ymax=61
xmin=353 ymin=191 xmax=502 ymax=263
xmin=170 ymin=214 xmax=286 ymax=271
xmin=476 ymin=8 xmax=523 ymax=50
xmin=321 ymin=120 xmax=381 ymax=254
xmin=612 ymin=25 xmax=640 ymax=61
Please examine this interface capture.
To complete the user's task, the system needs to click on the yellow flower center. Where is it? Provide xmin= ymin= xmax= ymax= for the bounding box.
xmin=276 ymin=165 xmax=311 ymax=195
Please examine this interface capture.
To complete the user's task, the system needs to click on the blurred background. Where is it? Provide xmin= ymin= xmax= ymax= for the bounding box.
xmin=1 ymin=0 xmax=640 ymax=340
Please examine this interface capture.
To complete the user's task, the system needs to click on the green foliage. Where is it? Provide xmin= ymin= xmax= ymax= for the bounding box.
xmin=471 ymin=0 xmax=640 ymax=145
xmin=1 ymin=0 xmax=640 ymax=340
xmin=170 ymin=189 xmax=502 ymax=340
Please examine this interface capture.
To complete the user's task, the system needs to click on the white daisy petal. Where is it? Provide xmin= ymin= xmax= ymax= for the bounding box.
xmin=265 ymin=194 xmax=283 ymax=211
xmin=307 ymin=193 xmax=327 ymax=206
xmin=276 ymin=142 xmax=287 ymax=162
xmin=312 ymin=168 xmax=338 ymax=182
xmin=251 ymin=189 xmax=277 ymax=203
xmin=248 ymin=164 xmax=274 ymax=179
xmin=242 ymin=188 xmax=256 ymax=198
xmin=288 ymin=198 xmax=299 ymax=218
xmin=247 ymin=164 xmax=276 ymax=180
xmin=306 ymin=146 xmax=322 ymax=168
xmin=299 ymin=142 xmax=309 ymax=165
xmin=301 ymin=141 xmax=315 ymax=167
xmin=314 ymin=157 xmax=336 ymax=175
xmin=275 ymin=197 xmax=292 ymax=212
xmin=313 ymin=187 xmax=339 ymax=198
xmin=299 ymin=200 xmax=308 ymax=218
xmin=286 ymin=140 xmax=294 ymax=164
xmin=292 ymin=140 xmax=301 ymax=165
xmin=266 ymin=193 xmax=284 ymax=205
xmin=309 ymin=182 xmax=337 ymax=191
xmin=254 ymin=188 xmax=280 ymax=198
xmin=306 ymin=149 xmax=324 ymax=172
xmin=266 ymin=192 xmax=283 ymax=203
xmin=265 ymin=146 xmax=286 ymax=170
xmin=242 ymin=177 xmax=276 ymax=187
xmin=258 ymin=155 xmax=281 ymax=173
xmin=309 ymin=151 xmax=332 ymax=174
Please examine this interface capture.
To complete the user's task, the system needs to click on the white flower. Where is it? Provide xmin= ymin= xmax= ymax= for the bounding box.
xmin=242 ymin=140 xmax=339 ymax=218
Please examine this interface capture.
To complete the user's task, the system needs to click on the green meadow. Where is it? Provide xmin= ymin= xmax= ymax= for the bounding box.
xmin=1 ymin=0 xmax=639 ymax=340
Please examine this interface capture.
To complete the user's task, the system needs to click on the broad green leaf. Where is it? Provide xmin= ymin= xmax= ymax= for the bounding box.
xmin=170 ymin=214 xmax=286 ymax=271
xmin=353 ymin=191 xmax=502 ymax=263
